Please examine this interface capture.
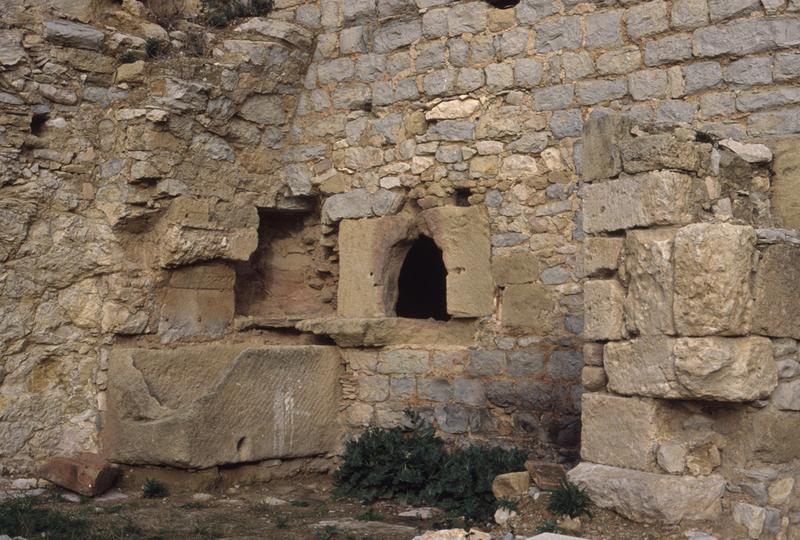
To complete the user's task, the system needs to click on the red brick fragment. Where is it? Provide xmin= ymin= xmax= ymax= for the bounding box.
xmin=39 ymin=452 xmax=119 ymax=497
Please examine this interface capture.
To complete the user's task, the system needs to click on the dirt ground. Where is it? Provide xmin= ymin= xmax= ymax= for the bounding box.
xmin=2 ymin=473 xmax=724 ymax=540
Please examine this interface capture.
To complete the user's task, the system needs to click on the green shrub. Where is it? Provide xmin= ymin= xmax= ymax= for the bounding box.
xmin=202 ymin=0 xmax=274 ymax=27
xmin=547 ymin=478 xmax=591 ymax=518
xmin=0 ymin=496 xmax=95 ymax=539
xmin=118 ymin=50 xmax=140 ymax=63
xmin=333 ymin=411 xmax=527 ymax=524
xmin=143 ymin=478 xmax=169 ymax=499
xmin=145 ymin=37 xmax=170 ymax=58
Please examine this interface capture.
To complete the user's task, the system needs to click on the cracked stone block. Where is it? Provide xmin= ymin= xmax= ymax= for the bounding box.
xmin=568 ymin=463 xmax=725 ymax=524
xmin=624 ymin=229 xmax=676 ymax=336
xmin=104 ymin=345 xmax=341 ymax=468
xmin=753 ymin=244 xmax=800 ymax=339
xmin=673 ymin=223 xmax=756 ymax=336
xmin=605 ymin=336 xmax=778 ymax=401
xmin=582 ymin=171 xmax=701 ymax=233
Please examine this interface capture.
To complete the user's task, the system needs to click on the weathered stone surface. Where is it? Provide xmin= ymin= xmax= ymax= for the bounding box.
xmin=623 ymin=229 xmax=675 ymax=336
xmin=491 ymin=471 xmax=530 ymax=499
xmin=39 ymin=453 xmax=119 ymax=496
xmin=733 ymin=502 xmax=766 ymax=539
xmin=673 ymin=224 xmax=756 ymax=336
xmin=421 ymin=206 xmax=494 ymax=318
xmin=770 ymin=138 xmax=800 ymax=230
xmin=321 ymin=189 xmax=403 ymax=224
xmin=44 ymin=19 xmax=104 ymax=50
xmin=583 ymin=172 xmax=701 ymax=233
xmin=337 ymin=215 xmax=417 ymax=318
xmin=581 ymin=237 xmax=623 ymax=277
xmin=580 ymin=393 xmax=662 ymax=471
xmin=567 ymin=463 xmax=725 ymax=524
xmin=501 ymin=283 xmax=555 ymax=332
xmin=620 ymin=135 xmax=711 ymax=174
xmin=297 ymin=318 xmax=476 ymax=348
xmin=753 ymin=244 xmax=800 ymax=339
xmin=425 ymin=99 xmax=480 ymax=120
xmin=605 ymin=337 xmax=778 ymax=401
xmin=104 ymin=346 xmax=341 ymax=468
xmin=492 ymin=252 xmax=539 ymax=285
xmin=158 ymin=287 xmax=234 ymax=343
xmin=581 ymin=110 xmax=624 ymax=181
xmin=525 ymin=461 xmax=567 ymax=490
xmin=583 ymin=280 xmax=625 ymax=341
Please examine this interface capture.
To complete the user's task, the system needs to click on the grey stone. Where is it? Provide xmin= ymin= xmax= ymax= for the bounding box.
xmin=683 ymin=61 xmax=723 ymax=94
xmin=390 ymin=377 xmax=416 ymax=399
xmin=423 ymin=69 xmax=456 ymax=96
xmin=586 ymin=10 xmax=623 ymax=49
xmin=774 ymin=52 xmax=800 ymax=80
xmin=485 ymin=62 xmax=514 ymax=91
xmin=540 ymin=265 xmax=570 ymax=285
xmin=343 ymin=0 xmax=375 ymax=24
xmin=455 ymin=67 xmax=485 ymax=92
xmin=466 ymin=349 xmax=506 ymax=376
xmin=386 ymin=51 xmax=412 ymax=75
xmin=498 ymin=28 xmax=529 ymax=59
xmin=507 ymin=350 xmax=545 ymax=377
xmin=448 ymin=38 xmax=469 ymax=66
xmin=708 ymin=0 xmax=761 ymax=22
xmin=773 ymin=380 xmax=800 ymax=410
xmin=626 ymin=1 xmax=669 ymax=39
xmin=322 ymin=190 xmax=373 ymax=223
xmin=576 ymin=79 xmax=628 ymax=105
xmin=724 ymin=56 xmax=773 ymax=87
xmin=507 ymin=132 xmax=549 ymax=153
xmin=547 ymin=350 xmax=583 ymax=381
xmin=44 ymin=19 xmax=104 ymax=50
xmin=422 ymin=9 xmax=448 ymax=38
xmin=416 ymin=41 xmax=446 ymax=71
xmin=748 ymin=108 xmax=800 ymax=136
xmin=693 ymin=18 xmax=800 ymax=58
xmin=644 ymin=35 xmax=693 ymax=67
xmin=514 ymin=58 xmax=544 ymax=87
xmin=434 ymin=404 xmax=480 ymax=434
xmin=378 ymin=0 xmax=413 ymax=17
xmin=516 ymin=0 xmax=560 ymax=25
xmin=378 ymin=349 xmax=429 ymax=374
xmin=700 ymin=92 xmax=736 ymax=118
xmin=418 ymin=378 xmax=452 ymax=402
xmin=374 ymin=20 xmax=421 ymax=53
xmin=317 ymin=57 xmax=355 ymax=84
xmin=533 ymin=84 xmax=574 ymax=111
xmin=355 ymin=54 xmax=386 ymax=82
xmin=597 ymin=46 xmax=641 ymax=75
xmin=656 ymin=100 xmax=698 ymax=123
xmin=535 ymin=16 xmax=582 ymax=53
xmin=671 ymin=0 xmax=710 ymax=30
xmin=448 ymin=1 xmax=488 ymax=35
xmin=491 ymin=232 xmax=529 ymax=247
xmin=562 ymin=51 xmax=595 ymax=80
xmin=469 ymin=34 xmax=495 ymax=64
xmin=332 ymin=84 xmax=371 ymax=110
xmin=427 ymin=120 xmax=475 ymax=141
xmin=737 ymin=87 xmax=800 ymax=112
xmin=550 ymin=109 xmax=583 ymax=139
xmin=358 ymin=375 xmax=389 ymax=402
xmin=453 ymin=378 xmax=485 ymax=405
xmin=340 ymin=26 xmax=366 ymax=54
xmin=629 ymin=69 xmax=669 ymax=100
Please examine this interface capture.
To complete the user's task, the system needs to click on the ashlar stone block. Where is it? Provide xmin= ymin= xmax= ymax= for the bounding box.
xmin=583 ymin=171 xmax=701 ymax=233
xmin=583 ymin=280 xmax=625 ymax=341
xmin=568 ymin=463 xmax=725 ymax=524
xmin=604 ymin=336 xmax=778 ymax=401
xmin=673 ymin=223 xmax=756 ymax=336
xmin=623 ymin=229 xmax=676 ymax=336
xmin=753 ymin=244 xmax=800 ymax=339
xmin=104 ymin=346 xmax=341 ymax=468
xmin=581 ymin=237 xmax=623 ymax=277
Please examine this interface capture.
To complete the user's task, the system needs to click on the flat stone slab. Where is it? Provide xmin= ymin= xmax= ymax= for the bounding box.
xmin=297 ymin=317 xmax=475 ymax=347
xmin=104 ymin=345 xmax=341 ymax=468
xmin=567 ymin=462 xmax=725 ymax=524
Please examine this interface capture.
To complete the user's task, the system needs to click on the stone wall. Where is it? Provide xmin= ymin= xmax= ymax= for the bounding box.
xmin=1 ymin=0 xmax=800 ymax=531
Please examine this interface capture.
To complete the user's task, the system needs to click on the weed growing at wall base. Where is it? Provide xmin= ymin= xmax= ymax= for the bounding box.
xmin=333 ymin=411 xmax=526 ymax=524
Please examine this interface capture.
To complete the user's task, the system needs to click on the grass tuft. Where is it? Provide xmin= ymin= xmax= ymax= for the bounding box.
xmin=547 ymin=477 xmax=592 ymax=518
xmin=142 ymin=478 xmax=169 ymax=499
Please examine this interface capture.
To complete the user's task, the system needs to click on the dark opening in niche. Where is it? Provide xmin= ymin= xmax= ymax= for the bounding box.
xmin=395 ymin=236 xmax=449 ymax=321
xmin=483 ymin=0 xmax=520 ymax=8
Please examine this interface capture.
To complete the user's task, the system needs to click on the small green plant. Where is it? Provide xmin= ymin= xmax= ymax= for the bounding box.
xmin=118 ymin=50 xmax=139 ymax=63
xmin=355 ymin=508 xmax=382 ymax=521
xmin=143 ymin=478 xmax=169 ymax=499
xmin=202 ymin=0 xmax=274 ymax=27
xmin=145 ymin=37 xmax=170 ymax=58
xmin=275 ymin=514 xmax=289 ymax=529
xmin=315 ymin=524 xmax=339 ymax=540
xmin=547 ymin=478 xmax=591 ymax=519
xmin=536 ymin=519 xmax=563 ymax=534
xmin=496 ymin=497 xmax=518 ymax=512
xmin=180 ymin=501 xmax=206 ymax=509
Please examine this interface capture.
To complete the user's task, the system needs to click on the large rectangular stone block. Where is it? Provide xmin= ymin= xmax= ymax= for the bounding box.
xmin=581 ymin=237 xmax=623 ymax=277
xmin=583 ymin=280 xmax=625 ymax=341
xmin=582 ymin=171 xmax=701 ymax=233
xmin=581 ymin=393 xmax=663 ymax=471
xmin=753 ymin=244 xmax=800 ymax=339
xmin=605 ymin=337 xmax=777 ymax=401
xmin=104 ymin=345 xmax=341 ymax=468
xmin=568 ymin=463 xmax=725 ymax=524
xmin=623 ymin=229 xmax=676 ymax=336
xmin=673 ymin=223 xmax=756 ymax=336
